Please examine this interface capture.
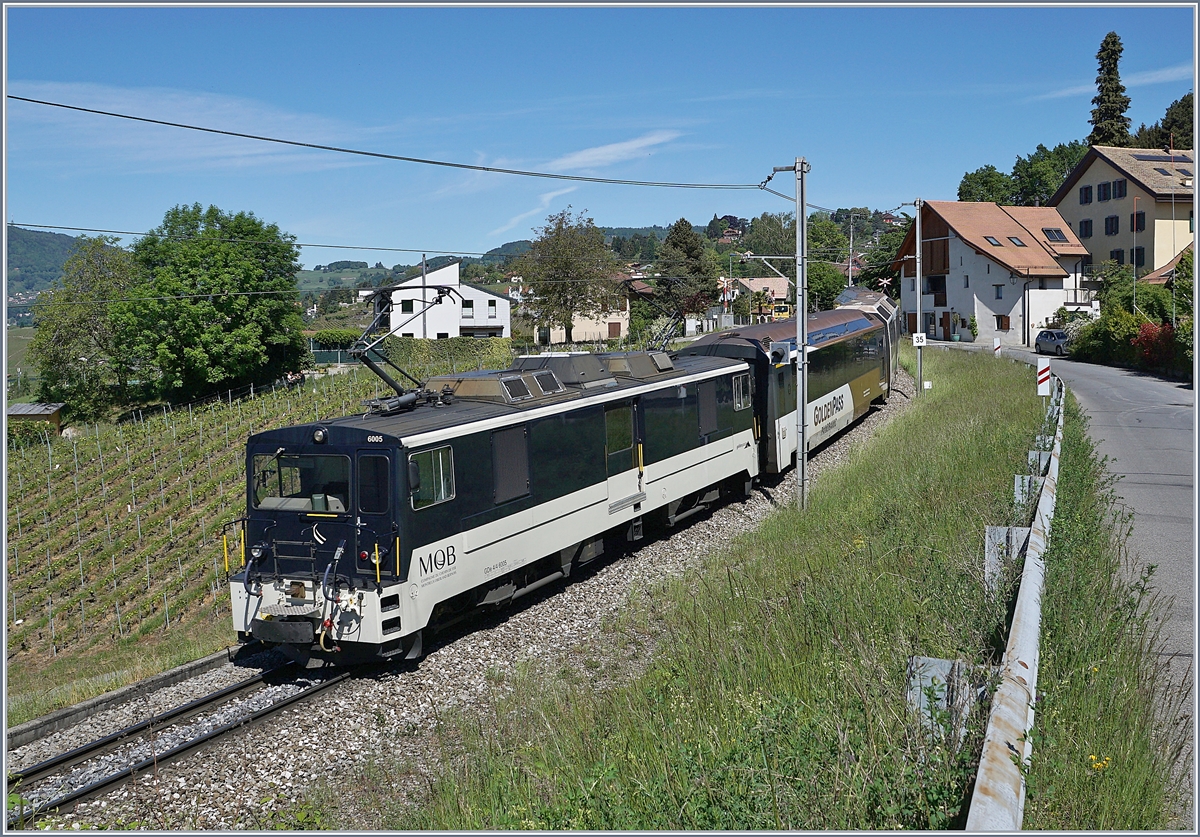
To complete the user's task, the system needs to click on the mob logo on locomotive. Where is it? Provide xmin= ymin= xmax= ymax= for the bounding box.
xmin=812 ymin=393 xmax=845 ymax=426
xmin=418 ymin=544 xmax=457 ymax=577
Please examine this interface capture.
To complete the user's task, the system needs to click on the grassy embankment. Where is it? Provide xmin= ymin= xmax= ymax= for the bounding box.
xmin=317 ymin=346 xmax=1182 ymax=830
xmin=5 ymin=338 xmax=515 ymax=726
xmin=1022 ymin=396 xmax=1189 ymax=828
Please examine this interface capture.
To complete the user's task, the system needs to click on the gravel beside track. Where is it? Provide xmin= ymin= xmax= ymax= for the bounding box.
xmin=20 ymin=371 xmax=914 ymax=830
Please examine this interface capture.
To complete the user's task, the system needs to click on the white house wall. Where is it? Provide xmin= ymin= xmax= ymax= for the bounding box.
xmin=390 ymin=263 xmax=512 ymax=338
xmin=900 ymin=230 xmax=1079 ymax=346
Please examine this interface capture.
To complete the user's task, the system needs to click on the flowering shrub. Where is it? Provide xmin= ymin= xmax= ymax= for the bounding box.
xmin=1131 ymin=322 xmax=1176 ymax=369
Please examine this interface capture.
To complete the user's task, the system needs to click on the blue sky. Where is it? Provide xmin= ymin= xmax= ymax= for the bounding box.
xmin=4 ymin=5 xmax=1195 ymax=269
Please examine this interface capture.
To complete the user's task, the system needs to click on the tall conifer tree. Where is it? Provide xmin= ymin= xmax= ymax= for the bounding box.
xmin=1087 ymin=31 xmax=1132 ymax=147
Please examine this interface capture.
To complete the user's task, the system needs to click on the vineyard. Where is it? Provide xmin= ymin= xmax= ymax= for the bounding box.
xmin=5 ymin=337 xmax=517 ymax=723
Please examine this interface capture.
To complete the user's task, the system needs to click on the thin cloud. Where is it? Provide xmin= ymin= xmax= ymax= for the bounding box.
xmin=488 ymin=187 xmax=577 ymax=237
xmin=7 ymin=81 xmax=381 ymax=174
xmin=1028 ymin=62 xmax=1194 ymax=101
xmin=544 ymin=130 xmax=681 ymax=171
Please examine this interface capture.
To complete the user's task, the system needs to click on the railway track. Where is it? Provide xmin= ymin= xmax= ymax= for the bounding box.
xmin=6 ymin=663 xmax=352 ymax=829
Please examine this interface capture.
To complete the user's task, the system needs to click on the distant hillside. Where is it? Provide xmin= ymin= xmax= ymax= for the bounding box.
xmin=602 ymin=225 xmax=668 ymax=241
xmin=483 ymin=240 xmax=532 ymax=259
xmin=6 ymin=225 xmax=81 ymax=295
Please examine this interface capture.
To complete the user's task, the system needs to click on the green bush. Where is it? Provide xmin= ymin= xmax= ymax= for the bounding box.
xmin=6 ymin=421 xmax=50 ymax=451
xmin=384 ymin=336 xmax=515 ymax=378
xmin=1070 ymin=308 xmax=1139 ymax=366
xmin=310 ymin=328 xmax=362 ymax=350
xmin=1176 ymin=316 xmax=1193 ymax=364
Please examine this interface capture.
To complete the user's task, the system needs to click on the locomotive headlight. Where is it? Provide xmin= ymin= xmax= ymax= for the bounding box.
xmin=312 ymin=427 xmax=328 ymax=444
xmin=250 ymin=544 xmax=266 ymax=560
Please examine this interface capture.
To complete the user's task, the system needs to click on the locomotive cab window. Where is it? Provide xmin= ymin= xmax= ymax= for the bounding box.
xmin=357 ymin=455 xmax=390 ymax=514
xmin=733 ymin=373 xmax=751 ymax=411
xmin=253 ymin=454 xmax=350 ymax=512
xmin=410 ymin=446 xmax=455 ymax=509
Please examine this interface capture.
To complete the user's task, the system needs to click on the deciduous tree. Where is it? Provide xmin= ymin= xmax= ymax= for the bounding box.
xmin=957 ymin=165 xmax=1015 ymax=204
xmin=805 ymin=260 xmax=846 ymax=312
xmin=29 ymin=236 xmax=135 ymax=421
xmin=1011 ymin=141 xmax=1088 ymax=206
xmin=116 ymin=203 xmax=308 ymax=400
xmin=512 ymin=207 xmax=620 ymax=344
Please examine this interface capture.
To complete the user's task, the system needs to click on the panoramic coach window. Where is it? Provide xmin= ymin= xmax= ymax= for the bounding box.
xmin=492 ymin=425 xmax=530 ymax=504
xmin=410 ymin=446 xmax=454 ymax=509
xmin=358 ymin=455 xmax=390 ymax=514
xmin=253 ymin=454 xmax=350 ymax=512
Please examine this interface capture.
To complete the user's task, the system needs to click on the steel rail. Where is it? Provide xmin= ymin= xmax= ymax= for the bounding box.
xmin=7 ymin=668 xmax=351 ymax=829
xmin=7 ymin=664 xmax=294 ymax=790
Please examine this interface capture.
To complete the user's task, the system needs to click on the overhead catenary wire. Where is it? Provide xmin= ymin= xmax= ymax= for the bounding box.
xmin=9 ymin=95 xmax=764 ymax=192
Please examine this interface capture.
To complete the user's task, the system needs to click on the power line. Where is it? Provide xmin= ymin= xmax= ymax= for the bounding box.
xmin=9 ymin=95 xmax=764 ymax=191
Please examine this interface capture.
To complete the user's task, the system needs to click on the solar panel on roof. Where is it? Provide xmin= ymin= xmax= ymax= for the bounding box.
xmin=1132 ymin=153 xmax=1194 ymax=163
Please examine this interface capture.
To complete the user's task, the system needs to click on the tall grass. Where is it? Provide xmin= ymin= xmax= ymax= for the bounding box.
xmin=358 ymin=346 xmax=1058 ymax=829
xmin=1022 ymin=397 xmax=1187 ymax=828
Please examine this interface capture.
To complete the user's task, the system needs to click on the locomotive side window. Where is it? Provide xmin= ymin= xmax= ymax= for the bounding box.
xmin=733 ymin=373 xmax=751 ymax=411
xmin=253 ymin=454 xmax=350 ymax=512
xmin=605 ymin=404 xmax=635 ymax=476
xmin=357 ymin=455 xmax=390 ymax=514
xmin=410 ymin=446 xmax=455 ymax=510
xmin=698 ymin=381 xmax=718 ymax=436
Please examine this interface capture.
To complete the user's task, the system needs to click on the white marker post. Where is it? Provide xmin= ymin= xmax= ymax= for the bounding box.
xmin=912 ymin=333 xmax=928 ymax=391
xmin=1037 ymin=357 xmax=1051 ymax=412
xmin=993 ymin=337 xmax=1002 ymax=358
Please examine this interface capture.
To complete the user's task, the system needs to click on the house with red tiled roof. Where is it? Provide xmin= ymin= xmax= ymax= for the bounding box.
xmin=892 ymin=201 xmax=1092 ymax=347
xmin=1143 ymin=241 xmax=1193 ymax=286
xmin=1049 ymin=145 xmax=1194 ymax=277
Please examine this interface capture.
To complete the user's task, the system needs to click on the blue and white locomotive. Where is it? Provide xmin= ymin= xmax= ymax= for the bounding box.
xmin=230 ymin=288 xmax=897 ymax=663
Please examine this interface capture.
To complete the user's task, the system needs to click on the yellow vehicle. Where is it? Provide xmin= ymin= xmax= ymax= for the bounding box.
xmin=771 ymin=303 xmax=792 ymax=321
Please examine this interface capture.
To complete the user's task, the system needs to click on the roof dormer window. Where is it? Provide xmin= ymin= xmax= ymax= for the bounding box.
xmin=984 ymin=236 xmax=1003 ymax=246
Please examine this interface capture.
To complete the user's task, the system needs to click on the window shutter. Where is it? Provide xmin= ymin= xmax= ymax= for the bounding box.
xmin=1000 ymin=315 xmax=1011 ymax=330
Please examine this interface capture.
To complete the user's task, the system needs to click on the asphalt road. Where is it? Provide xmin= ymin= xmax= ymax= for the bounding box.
xmin=994 ymin=345 xmax=1195 ymax=826
xmin=1002 ymin=347 xmax=1194 ymax=660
